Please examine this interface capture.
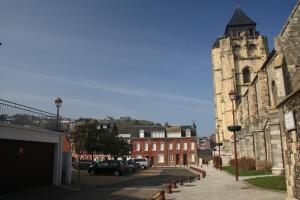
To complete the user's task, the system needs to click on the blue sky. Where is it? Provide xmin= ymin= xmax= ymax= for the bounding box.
xmin=0 ymin=0 xmax=297 ymax=135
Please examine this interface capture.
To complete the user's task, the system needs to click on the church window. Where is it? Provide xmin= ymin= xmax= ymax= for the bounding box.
xmin=233 ymin=45 xmax=241 ymax=57
xmin=248 ymin=44 xmax=256 ymax=57
xmin=231 ymin=30 xmax=238 ymax=37
xmin=248 ymin=29 xmax=255 ymax=37
xmin=242 ymin=66 xmax=251 ymax=84
xmin=272 ymin=80 xmax=278 ymax=105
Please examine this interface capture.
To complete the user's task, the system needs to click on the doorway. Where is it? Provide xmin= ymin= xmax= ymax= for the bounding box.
xmin=183 ymin=154 xmax=187 ymax=165
xmin=176 ymin=154 xmax=180 ymax=165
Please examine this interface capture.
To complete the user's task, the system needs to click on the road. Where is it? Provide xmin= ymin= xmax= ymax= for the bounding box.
xmin=2 ymin=167 xmax=195 ymax=200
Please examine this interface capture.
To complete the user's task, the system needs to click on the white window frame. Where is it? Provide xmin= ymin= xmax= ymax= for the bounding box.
xmin=158 ymin=154 xmax=164 ymax=163
xmin=191 ymin=142 xmax=195 ymax=150
xmin=136 ymin=143 xmax=140 ymax=151
xmin=144 ymin=143 xmax=149 ymax=151
xmin=168 ymin=154 xmax=173 ymax=162
xmin=169 ymin=143 xmax=173 ymax=150
xmin=160 ymin=143 xmax=164 ymax=151
xmin=184 ymin=143 xmax=187 ymax=151
xmin=191 ymin=154 xmax=195 ymax=162
xmin=176 ymin=143 xmax=180 ymax=150
xmin=152 ymin=143 xmax=156 ymax=151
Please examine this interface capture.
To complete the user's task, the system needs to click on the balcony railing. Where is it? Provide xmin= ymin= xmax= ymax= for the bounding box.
xmin=0 ymin=98 xmax=60 ymax=131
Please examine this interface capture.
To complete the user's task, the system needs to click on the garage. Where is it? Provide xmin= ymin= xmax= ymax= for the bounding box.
xmin=0 ymin=139 xmax=54 ymax=194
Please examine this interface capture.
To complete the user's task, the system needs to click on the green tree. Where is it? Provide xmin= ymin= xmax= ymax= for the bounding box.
xmin=72 ymin=120 xmax=131 ymax=160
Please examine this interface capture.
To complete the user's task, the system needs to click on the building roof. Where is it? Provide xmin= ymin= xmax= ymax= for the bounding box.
xmin=166 ymin=126 xmax=181 ymax=133
xmin=181 ymin=125 xmax=197 ymax=137
xmin=227 ymin=7 xmax=256 ymax=27
xmin=130 ymin=126 xmax=165 ymax=138
xmin=225 ymin=7 xmax=256 ymax=35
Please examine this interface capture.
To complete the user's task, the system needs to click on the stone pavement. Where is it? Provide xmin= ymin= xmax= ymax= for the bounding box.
xmin=165 ymin=165 xmax=286 ymax=200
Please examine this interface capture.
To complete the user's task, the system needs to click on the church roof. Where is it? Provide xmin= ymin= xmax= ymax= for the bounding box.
xmin=226 ymin=7 xmax=256 ymax=27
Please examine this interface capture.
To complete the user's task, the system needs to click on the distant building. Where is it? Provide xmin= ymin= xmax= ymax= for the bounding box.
xmin=197 ymin=136 xmax=215 ymax=164
xmin=130 ymin=123 xmax=198 ymax=166
xmin=198 ymin=136 xmax=211 ymax=150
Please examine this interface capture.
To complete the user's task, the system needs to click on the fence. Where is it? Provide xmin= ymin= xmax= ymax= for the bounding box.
xmin=0 ymin=98 xmax=60 ymax=131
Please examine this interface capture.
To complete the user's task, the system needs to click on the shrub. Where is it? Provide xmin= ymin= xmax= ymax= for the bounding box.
xmin=240 ymin=157 xmax=256 ymax=170
xmin=229 ymin=159 xmax=236 ymax=168
xmin=229 ymin=157 xmax=256 ymax=170
xmin=213 ymin=156 xmax=222 ymax=169
xmin=256 ymin=160 xmax=272 ymax=171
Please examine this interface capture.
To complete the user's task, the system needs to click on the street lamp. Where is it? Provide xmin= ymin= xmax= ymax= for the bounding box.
xmin=228 ymin=90 xmax=239 ymax=181
xmin=55 ymin=97 xmax=63 ymax=131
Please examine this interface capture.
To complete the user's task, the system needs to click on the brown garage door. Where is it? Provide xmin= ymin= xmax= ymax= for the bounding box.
xmin=0 ymin=139 xmax=54 ymax=194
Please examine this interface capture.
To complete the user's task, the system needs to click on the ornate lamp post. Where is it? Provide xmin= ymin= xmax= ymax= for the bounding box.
xmin=228 ymin=90 xmax=240 ymax=181
xmin=54 ymin=97 xmax=63 ymax=131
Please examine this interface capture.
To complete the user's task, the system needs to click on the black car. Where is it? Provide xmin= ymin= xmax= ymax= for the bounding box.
xmin=88 ymin=160 xmax=126 ymax=176
xmin=73 ymin=160 xmax=93 ymax=170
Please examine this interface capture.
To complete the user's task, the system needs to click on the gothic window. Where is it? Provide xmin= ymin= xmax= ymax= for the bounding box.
xmin=242 ymin=66 xmax=251 ymax=84
xmin=248 ymin=44 xmax=256 ymax=57
xmin=233 ymin=45 xmax=241 ymax=57
xmin=231 ymin=30 xmax=238 ymax=38
xmin=248 ymin=28 xmax=255 ymax=37
xmin=272 ymin=80 xmax=278 ymax=105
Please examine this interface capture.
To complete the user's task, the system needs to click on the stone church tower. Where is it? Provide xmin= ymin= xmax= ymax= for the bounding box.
xmin=211 ymin=7 xmax=269 ymax=164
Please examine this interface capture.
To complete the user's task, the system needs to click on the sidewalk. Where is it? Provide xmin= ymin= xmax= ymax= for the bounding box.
xmin=165 ymin=165 xmax=286 ymax=200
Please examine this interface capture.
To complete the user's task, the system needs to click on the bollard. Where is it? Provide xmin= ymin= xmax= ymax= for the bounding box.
xmin=167 ymin=184 xmax=172 ymax=194
xmin=197 ymin=174 xmax=201 ymax=180
xmin=159 ymin=190 xmax=166 ymax=200
xmin=180 ymin=178 xmax=184 ymax=186
xmin=202 ymin=171 xmax=206 ymax=178
xmin=172 ymin=180 xmax=177 ymax=188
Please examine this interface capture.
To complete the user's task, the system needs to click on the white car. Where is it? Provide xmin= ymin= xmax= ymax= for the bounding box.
xmin=134 ymin=158 xmax=149 ymax=169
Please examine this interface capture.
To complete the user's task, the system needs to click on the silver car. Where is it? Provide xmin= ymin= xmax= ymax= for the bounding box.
xmin=133 ymin=158 xmax=149 ymax=169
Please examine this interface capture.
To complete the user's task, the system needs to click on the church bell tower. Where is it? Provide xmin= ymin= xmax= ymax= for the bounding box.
xmin=211 ymin=7 xmax=269 ymax=164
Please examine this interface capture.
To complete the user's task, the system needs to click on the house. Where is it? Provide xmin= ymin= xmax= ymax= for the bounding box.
xmin=130 ymin=123 xmax=198 ymax=167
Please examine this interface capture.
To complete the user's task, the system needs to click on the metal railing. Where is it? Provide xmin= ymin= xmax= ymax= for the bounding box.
xmin=0 ymin=98 xmax=59 ymax=131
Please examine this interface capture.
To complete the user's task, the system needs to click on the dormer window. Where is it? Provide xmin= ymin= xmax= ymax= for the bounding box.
xmin=139 ymin=130 xmax=144 ymax=138
xmin=185 ymin=129 xmax=191 ymax=137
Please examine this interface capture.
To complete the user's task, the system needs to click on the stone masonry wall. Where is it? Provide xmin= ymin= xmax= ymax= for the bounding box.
xmin=281 ymin=91 xmax=300 ymax=200
xmin=275 ymin=2 xmax=300 ymax=91
xmin=256 ymin=70 xmax=270 ymax=116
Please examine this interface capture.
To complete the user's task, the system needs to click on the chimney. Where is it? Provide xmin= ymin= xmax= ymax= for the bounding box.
xmin=165 ymin=122 xmax=169 ymax=127
xmin=192 ymin=120 xmax=197 ymax=129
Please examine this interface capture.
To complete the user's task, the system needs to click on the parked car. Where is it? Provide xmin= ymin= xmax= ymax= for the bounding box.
xmin=133 ymin=158 xmax=149 ymax=169
xmin=88 ymin=160 xmax=126 ymax=176
xmin=73 ymin=160 xmax=93 ymax=170
xmin=121 ymin=160 xmax=129 ymax=172
xmin=127 ymin=159 xmax=139 ymax=172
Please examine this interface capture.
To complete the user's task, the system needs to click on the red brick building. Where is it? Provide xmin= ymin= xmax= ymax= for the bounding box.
xmin=130 ymin=125 xmax=198 ymax=167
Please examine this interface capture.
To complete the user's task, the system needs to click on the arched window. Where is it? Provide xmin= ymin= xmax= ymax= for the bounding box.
xmin=233 ymin=45 xmax=241 ymax=57
xmin=248 ymin=44 xmax=256 ymax=57
xmin=272 ymin=80 xmax=278 ymax=105
xmin=242 ymin=66 xmax=251 ymax=84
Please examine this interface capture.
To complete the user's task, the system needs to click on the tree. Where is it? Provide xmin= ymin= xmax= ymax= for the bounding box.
xmin=72 ymin=120 xmax=131 ymax=160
